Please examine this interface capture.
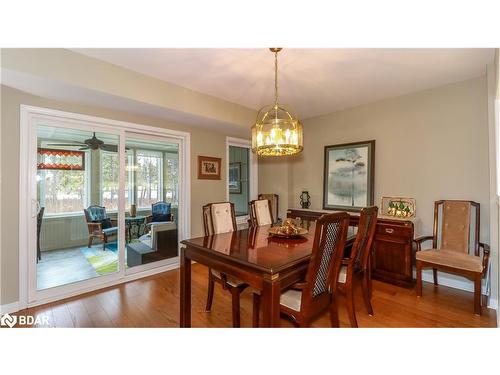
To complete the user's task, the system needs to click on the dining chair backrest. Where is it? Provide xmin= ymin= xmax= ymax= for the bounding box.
xmin=303 ymin=212 xmax=350 ymax=306
xmin=258 ymin=193 xmax=279 ymax=222
xmin=350 ymin=206 xmax=378 ymax=271
xmin=249 ymin=199 xmax=273 ymax=226
xmin=433 ymin=200 xmax=479 ymax=255
xmin=202 ymin=202 xmax=237 ymax=236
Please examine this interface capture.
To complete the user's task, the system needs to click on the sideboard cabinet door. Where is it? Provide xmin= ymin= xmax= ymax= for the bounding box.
xmin=371 ymin=220 xmax=414 ymax=288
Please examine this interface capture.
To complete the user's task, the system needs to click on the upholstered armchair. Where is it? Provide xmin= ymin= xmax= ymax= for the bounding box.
xmin=145 ymin=201 xmax=174 ymax=233
xmin=248 ymin=199 xmax=273 ymax=227
xmin=83 ymin=205 xmax=118 ymax=250
xmin=202 ymin=202 xmax=250 ymax=327
xmin=414 ymin=200 xmax=490 ymax=315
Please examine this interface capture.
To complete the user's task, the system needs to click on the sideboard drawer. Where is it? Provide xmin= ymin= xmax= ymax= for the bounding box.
xmin=375 ymin=222 xmax=412 ymax=240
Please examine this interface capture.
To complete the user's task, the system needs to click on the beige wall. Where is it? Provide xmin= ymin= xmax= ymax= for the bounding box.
xmin=0 ymin=85 xmax=250 ymax=305
xmin=261 ymin=75 xmax=493 ymax=293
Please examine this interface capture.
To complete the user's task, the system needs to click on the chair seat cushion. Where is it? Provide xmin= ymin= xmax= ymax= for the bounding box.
xmin=102 ymin=227 xmax=118 ymax=236
xmin=280 ymin=289 xmax=302 ymax=312
xmin=338 ymin=265 xmax=347 ymax=283
xmin=416 ymin=249 xmax=482 ymax=272
xmin=211 ymin=269 xmax=245 ymax=287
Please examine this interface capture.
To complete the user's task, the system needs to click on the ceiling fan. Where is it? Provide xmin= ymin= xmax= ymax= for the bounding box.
xmin=47 ymin=132 xmax=121 ymax=152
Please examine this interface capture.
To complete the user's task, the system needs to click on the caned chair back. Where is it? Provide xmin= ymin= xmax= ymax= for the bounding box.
xmin=258 ymin=193 xmax=279 ymax=222
xmin=84 ymin=205 xmax=107 ymax=222
xmin=433 ymin=200 xmax=480 ymax=255
xmin=202 ymin=202 xmax=237 ymax=236
xmin=302 ymin=213 xmax=349 ymax=309
xmin=249 ymin=199 xmax=273 ymax=226
xmin=350 ymin=206 xmax=378 ymax=271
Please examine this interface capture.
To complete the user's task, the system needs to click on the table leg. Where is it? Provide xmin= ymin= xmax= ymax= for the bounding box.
xmin=261 ymin=277 xmax=281 ymax=327
xmin=180 ymin=247 xmax=192 ymax=327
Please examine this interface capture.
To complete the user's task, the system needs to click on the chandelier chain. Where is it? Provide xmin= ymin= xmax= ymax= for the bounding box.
xmin=274 ymin=50 xmax=278 ymax=108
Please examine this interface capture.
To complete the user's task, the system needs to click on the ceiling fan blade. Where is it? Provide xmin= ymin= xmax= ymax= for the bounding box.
xmin=78 ymin=147 xmax=89 ymax=150
xmin=99 ymin=144 xmax=118 ymax=152
xmin=46 ymin=143 xmax=86 ymax=147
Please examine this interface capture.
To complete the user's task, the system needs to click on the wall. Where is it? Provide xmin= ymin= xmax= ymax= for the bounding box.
xmin=0 ymin=85 xmax=251 ymax=305
xmin=261 ymin=76 xmax=492 ymax=294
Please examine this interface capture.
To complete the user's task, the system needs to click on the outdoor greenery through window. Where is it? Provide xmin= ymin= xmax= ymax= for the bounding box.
xmin=101 ymin=151 xmax=120 ymax=211
xmin=136 ymin=150 xmax=163 ymax=209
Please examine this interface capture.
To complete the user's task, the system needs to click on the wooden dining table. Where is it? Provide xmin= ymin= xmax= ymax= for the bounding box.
xmin=179 ymin=223 xmax=357 ymax=327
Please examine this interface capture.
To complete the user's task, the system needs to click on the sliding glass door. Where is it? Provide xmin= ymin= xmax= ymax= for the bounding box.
xmin=124 ymin=133 xmax=180 ymax=273
xmin=23 ymin=107 xmax=188 ymax=307
xmin=36 ymin=125 xmax=122 ymax=291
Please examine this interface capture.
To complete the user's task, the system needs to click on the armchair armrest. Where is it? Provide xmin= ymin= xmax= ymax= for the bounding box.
xmin=413 ymin=235 xmax=434 ymax=251
xmin=480 ymin=242 xmax=490 ymax=276
xmin=87 ymin=222 xmax=102 ymax=234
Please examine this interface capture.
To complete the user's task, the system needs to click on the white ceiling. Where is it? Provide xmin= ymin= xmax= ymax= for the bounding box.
xmin=73 ymin=48 xmax=495 ymax=119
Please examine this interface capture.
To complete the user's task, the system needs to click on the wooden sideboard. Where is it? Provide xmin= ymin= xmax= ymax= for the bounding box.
xmin=287 ymin=208 xmax=415 ymax=288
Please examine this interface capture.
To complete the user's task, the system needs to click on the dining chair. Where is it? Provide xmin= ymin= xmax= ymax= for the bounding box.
xmin=258 ymin=193 xmax=279 ymax=223
xmin=253 ymin=212 xmax=350 ymax=327
xmin=83 ymin=205 xmax=118 ymax=250
xmin=248 ymin=199 xmax=274 ymax=227
xmin=414 ymin=200 xmax=490 ymax=315
xmin=336 ymin=206 xmax=378 ymax=327
xmin=202 ymin=202 xmax=250 ymax=327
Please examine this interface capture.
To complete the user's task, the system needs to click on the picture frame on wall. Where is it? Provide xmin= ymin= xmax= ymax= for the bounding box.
xmin=198 ymin=155 xmax=221 ymax=180
xmin=323 ymin=140 xmax=375 ymax=212
xmin=228 ymin=162 xmax=242 ymax=194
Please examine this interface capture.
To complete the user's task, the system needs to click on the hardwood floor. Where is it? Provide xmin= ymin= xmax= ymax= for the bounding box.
xmin=13 ymin=263 xmax=497 ymax=328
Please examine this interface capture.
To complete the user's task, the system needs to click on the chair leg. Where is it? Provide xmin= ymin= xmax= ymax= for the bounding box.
xmin=433 ymin=268 xmax=438 ymax=286
xmin=416 ymin=261 xmax=423 ymax=297
xmin=345 ymin=284 xmax=358 ymax=328
xmin=88 ymin=236 xmax=93 ymax=248
xmin=329 ymin=294 xmax=340 ymax=327
xmin=252 ymin=293 xmax=260 ymax=328
xmin=361 ymin=271 xmax=374 ymax=316
xmin=230 ymin=287 xmax=241 ymax=328
xmin=102 ymin=234 xmax=107 ymax=251
xmin=205 ymin=271 xmax=215 ymax=312
xmin=474 ymin=274 xmax=482 ymax=316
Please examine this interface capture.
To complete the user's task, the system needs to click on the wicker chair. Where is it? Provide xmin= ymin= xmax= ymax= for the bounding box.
xmin=253 ymin=212 xmax=350 ymax=327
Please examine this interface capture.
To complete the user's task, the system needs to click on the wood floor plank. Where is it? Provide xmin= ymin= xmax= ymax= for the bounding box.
xmin=14 ymin=263 xmax=497 ymax=328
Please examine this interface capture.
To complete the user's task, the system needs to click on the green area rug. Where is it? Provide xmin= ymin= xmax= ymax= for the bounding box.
xmin=80 ymin=242 xmax=132 ymax=275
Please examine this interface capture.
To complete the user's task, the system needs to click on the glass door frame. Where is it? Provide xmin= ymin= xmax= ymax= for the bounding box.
xmin=225 ymin=137 xmax=258 ymax=225
xmin=19 ymin=105 xmax=191 ymax=309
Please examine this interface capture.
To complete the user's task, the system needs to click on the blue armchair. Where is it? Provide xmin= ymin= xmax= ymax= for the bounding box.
xmin=145 ymin=202 xmax=173 ymax=232
xmin=84 ymin=205 xmax=118 ymax=250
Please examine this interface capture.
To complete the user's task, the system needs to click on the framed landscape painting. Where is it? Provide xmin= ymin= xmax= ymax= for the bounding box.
xmin=198 ymin=155 xmax=221 ymax=180
xmin=323 ymin=140 xmax=375 ymax=212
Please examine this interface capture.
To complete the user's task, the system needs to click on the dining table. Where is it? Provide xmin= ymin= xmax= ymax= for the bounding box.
xmin=179 ymin=223 xmax=357 ymax=327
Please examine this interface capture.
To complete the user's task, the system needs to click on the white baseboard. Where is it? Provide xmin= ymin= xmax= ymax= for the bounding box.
xmin=0 ymin=301 xmax=20 ymax=315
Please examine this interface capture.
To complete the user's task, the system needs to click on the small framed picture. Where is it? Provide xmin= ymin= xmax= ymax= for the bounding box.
xmin=323 ymin=140 xmax=375 ymax=212
xmin=228 ymin=162 xmax=242 ymax=194
xmin=198 ymin=156 xmax=221 ymax=180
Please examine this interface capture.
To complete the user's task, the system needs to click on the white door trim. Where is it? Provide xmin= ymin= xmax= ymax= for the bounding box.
xmin=226 ymin=137 xmax=257 ymax=225
xmin=19 ymin=105 xmax=191 ymax=309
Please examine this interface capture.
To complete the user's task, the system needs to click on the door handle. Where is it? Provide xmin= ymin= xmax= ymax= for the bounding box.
xmin=31 ymin=200 xmax=40 ymax=218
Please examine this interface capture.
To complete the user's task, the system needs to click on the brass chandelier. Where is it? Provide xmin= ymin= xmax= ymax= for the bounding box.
xmin=251 ymin=48 xmax=303 ymax=156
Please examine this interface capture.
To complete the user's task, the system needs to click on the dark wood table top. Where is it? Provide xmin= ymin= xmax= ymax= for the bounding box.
xmin=181 ymin=224 xmax=357 ymax=274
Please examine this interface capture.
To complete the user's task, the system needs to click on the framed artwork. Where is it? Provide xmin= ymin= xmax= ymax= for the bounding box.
xmin=198 ymin=155 xmax=221 ymax=180
xmin=228 ymin=162 xmax=242 ymax=194
xmin=323 ymin=140 xmax=375 ymax=212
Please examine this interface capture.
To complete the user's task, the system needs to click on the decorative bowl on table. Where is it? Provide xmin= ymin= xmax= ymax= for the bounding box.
xmin=268 ymin=219 xmax=308 ymax=239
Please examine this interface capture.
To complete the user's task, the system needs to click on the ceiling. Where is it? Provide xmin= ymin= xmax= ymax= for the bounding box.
xmin=73 ymin=48 xmax=495 ymax=119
